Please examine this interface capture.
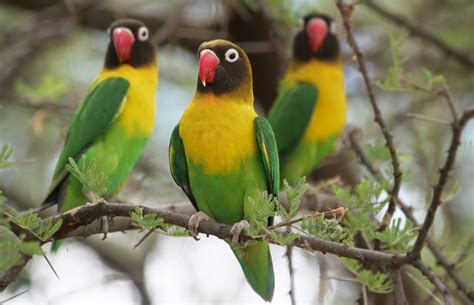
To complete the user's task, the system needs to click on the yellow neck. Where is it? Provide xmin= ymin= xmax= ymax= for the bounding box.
xmin=95 ymin=62 xmax=158 ymax=136
xmin=179 ymin=95 xmax=257 ymax=174
xmin=284 ymin=59 xmax=346 ymax=141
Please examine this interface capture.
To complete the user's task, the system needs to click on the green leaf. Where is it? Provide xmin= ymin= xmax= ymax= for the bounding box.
xmin=340 ymin=258 xmax=392 ymax=293
xmin=269 ymin=231 xmax=299 ymax=245
xmin=280 ymin=177 xmax=307 ymax=220
xmin=376 ymin=29 xmax=409 ymax=91
xmin=0 ymin=144 xmax=15 ymax=169
xmin=374 ymin=218 xmax=417 ymax=252
xmin=245 ymin=191 xmax=277 ymax=236
xmin=131 ymin=207 xmax=166 ymax=230
xmin=441 ymin=180 xmax=460 ymax=202
xmin=421 ymin=67 xmax=446 ymax=90
xmin=66 ymin=156 xmax=108 ymax=199
xmin=15 ymin=74 xmax=68 ymax=102
xmin=301 ymin=215 xmax=351 ymax=244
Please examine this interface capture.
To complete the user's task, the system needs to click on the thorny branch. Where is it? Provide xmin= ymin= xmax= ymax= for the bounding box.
xmin=1 ymin=201 xmax=410 ymax=292
xmin=410 ymin=109 xmax=474 ymax=257
xmin=413 ymin=261 xmax=454 ymax=305
xmin=337 ymin=1 xmax=474 ymax=303
xmin=336 ymin=0 xmax=402 ymax=244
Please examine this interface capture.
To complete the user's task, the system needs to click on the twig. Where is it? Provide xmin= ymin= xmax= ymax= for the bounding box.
xmin=267 ymin=207 xmax=346 ymax=230
xmin=364 ymin=0 xmax=474 ymax=69
xmin=361 ymin=285 xmax=368 ymax=305
xmin=390 ymin=269 xmax=408 ymax=305
xmin=411 ymin=110 xmax=474 ymax=257
xmin=350 ymin=128 xmax=474 ymax=302
xmin=400 ymin=78 xmax=459 ymax=123
xmin=405 ymin=270 xmax=443 ymax=305
xmin=413 ymin=261 xmax=454 ymax=305
xmin=336 ymin=0 xmax=402 ymax=244
xmin=285 ymin=227 xmax=296 ymax=305
xmin=406 ymin=113 xmax=451 ymax=125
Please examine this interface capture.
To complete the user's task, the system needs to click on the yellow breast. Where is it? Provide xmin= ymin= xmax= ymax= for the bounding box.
xmin=93 ymin=62 xmax=158 ymax=136
xmin=284 ymin=59 xmax=346 ymax=141
xmin=179 ymin=94 xmax=257 ymax=174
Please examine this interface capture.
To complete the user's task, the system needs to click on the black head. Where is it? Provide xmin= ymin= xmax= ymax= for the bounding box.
xmin=104 ymin=19 xmax=156 ymax=69
xmin=196 ymin=39 xmax=253 ymax=100
xmin=293 ymin=13 xmax=340 ymax=62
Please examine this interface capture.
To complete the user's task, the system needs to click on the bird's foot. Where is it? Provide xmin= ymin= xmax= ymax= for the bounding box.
xmin=230 ymin=220 xmax=250 ymax=245
xmin=100 ymin=216 xmax=109 ymax=240
xmin=187 ymin=212 xmax=211 ymax=240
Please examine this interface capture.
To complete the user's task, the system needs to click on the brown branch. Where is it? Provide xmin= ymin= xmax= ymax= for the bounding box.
xmin=285 ymin=236 xmax=296 ymax=305
xmin=364 ymin=0 xmax=474 ymax=69
xmin=1 ymin=201 xmax=410 ymax=291
xmin=390 ymin=269 xmax=408 ymax=305
xmin=350 ymin=128 xmax=474 ymax=302
xmin=413 ymin=261 xmax=454 ymax=305
xmin=336 ymin=0 xmax=402 ymax=248
xmin=410 ymin=109 xmax=474 ymax=257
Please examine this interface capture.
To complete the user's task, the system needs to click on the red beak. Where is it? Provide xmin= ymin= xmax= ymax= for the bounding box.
xmin=306 ymin=18 xmax=328 ymax=52
xmin=199 ymin=49 xmax=220 ymax=87
xmin=113 ymin=27 xmax=135 ymax=63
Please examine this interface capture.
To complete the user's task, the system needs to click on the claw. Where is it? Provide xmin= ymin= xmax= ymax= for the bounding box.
xmin=188 ymin=212 xmax=211 ymax=240
xmin=100 ymin=216 xmax=109 ymax=240
xmin=230 ymin=220 xmax=250 ymax=245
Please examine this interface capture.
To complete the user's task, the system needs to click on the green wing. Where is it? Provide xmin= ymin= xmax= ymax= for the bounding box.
xmin=43 ymin=77 xmax=130 ymax=205
xmin=267 ymin=83 xmax=318 ymax=155
xmin=254 ymin=117 xmax=280 ymax=197
xmin=169 ymin=124 xmax=198 ymax=211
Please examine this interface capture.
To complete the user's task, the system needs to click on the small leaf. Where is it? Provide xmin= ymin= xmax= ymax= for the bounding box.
xmin=0 ymin=144 xmax=15 ymax=169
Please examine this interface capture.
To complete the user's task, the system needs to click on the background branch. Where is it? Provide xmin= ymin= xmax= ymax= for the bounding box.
xmin=364 ymin=0 xmax=474 ymax=69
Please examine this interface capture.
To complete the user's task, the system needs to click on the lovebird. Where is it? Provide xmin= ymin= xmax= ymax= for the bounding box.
xmin=169 ymin=40 xmax=279 ymax=301
xmin=43 ymin=19 xmax=158 ymax=251
xmin=268 ymin=13 xmax=346 ymax=184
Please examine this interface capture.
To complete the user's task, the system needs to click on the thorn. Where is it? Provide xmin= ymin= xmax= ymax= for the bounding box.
xmin=133 ymin=229 xmax=155 ymax=249
xmin=0 ymin=289 xmax=29 ymax=303
xmin=42 ymin=250 xmax=60 ymax=280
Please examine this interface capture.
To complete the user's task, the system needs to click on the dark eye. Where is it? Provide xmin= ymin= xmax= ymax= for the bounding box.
xmin=225 ymin=48 xmax=239 ymax=63
xmin=138 ymin=26 xmax=149 ymax=41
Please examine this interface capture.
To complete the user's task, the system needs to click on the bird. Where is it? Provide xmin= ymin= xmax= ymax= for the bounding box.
xmin=267 ymin=13 xmax=346 ymax=185
xmin=42 ymin=19 xmax=158 ymax=251
xmin=169 ymin=39 xmax=279 ymax=302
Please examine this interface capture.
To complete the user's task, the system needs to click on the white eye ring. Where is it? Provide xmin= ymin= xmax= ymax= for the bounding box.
xmin=138 ymin=26 xmax=149 ymax=41
xmin=224 ymin=48 xmax=239 ymax=63
xmin=330 ymin=22 xmax=337 ymax=34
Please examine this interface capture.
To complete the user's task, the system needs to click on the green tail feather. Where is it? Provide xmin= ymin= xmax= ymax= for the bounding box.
xmin=51 ymin=240 xmax=64 ymax=253
xmin=231 ymin=241 xmax=274 ymax=302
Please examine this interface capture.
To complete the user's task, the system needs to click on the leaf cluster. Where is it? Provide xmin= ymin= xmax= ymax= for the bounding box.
xmin=66 ymin=156 xmax=108 ymax=199
xmin=15 ymin=74 xmax=68 ymax=102
xmin=0 ymin=144 xmax=15 ymax=169
xmin=341 ymin=258 xmax=392 ymax=293
xmin=376 ymin=29 xmax=446 ymax=92
xmin=130 ymin=207 xmax=188 ymax=237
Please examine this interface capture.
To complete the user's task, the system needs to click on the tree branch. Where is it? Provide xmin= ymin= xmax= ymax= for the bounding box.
xmin=390 ymin=269 xmax=408 ymax=305
xmin=1 ymin=201 xmax=410 ymax=291
xmin=364 ymin=0 xmax=474 ymax=69
xmin=336 ymin=0 xmax=402 ymax=248
xmin=413 ymin=261 xmax=454 ymax=305
xmin=350 ymin=126 xmax=474 ymax=302
xmin=410 ymin=109 xmax=474 ymax=257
